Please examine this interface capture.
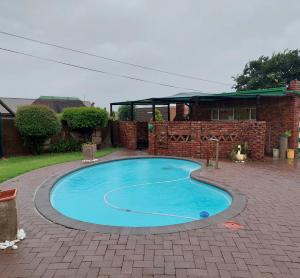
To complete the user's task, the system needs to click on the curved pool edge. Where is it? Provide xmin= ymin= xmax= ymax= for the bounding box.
xmin=34 ymin=155 xmax=247 ymax=235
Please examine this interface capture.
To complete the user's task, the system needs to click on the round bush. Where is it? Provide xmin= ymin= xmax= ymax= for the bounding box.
xmin=62 ymin=107 xmax=108 ymax=141
xmin=15 ymin=105 xmax=61 ymax=153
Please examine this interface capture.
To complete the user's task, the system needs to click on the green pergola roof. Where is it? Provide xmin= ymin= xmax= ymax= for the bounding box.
xmin=111 ymin=87 xmax=300 ymax=106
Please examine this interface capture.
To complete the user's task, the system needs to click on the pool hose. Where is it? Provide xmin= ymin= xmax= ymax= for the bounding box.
xmin=103 ymin=174 xmax=199 ymax=221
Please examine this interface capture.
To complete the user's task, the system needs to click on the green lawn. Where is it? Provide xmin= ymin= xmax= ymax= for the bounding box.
xmin=0 ymin=147 xmax=116 ymax=183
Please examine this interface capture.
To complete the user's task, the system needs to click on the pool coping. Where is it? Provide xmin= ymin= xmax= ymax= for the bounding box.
xmin=34 ymin=155 xmax=247 ymax=235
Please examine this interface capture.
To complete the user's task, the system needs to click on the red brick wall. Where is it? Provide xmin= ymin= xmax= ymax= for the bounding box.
xmin=258 ymin=95 xmax=300 ymax=152
xmin=118 ymin=121 xmax=137 ymax=150
xmin=288 ymin=80 xmax=300 ymax=91
xmin=191 ymin=95 xmax=300 ymax=153
xmin=297 ymin=96 xmax=300 ymax=136
xmin=149 ymin=121 xmax=266 ymax=160
xmin=1 ymin=118 xmax=114 ymax=157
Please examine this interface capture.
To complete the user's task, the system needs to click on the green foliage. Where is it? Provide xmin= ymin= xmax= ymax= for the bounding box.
xmin=49 ymin=138 xmax=82 ymax=153
xmin=153 ymin=109 xmax=164 ymax=121
xmin=15 ymin=105 xmax=61 ymax=154
xmin=0 ymin=147 xmax=116 ymax=183
xmin=150 ymin=108 xmax=164 ymax=122
xmin=280 ymin=130 xmax=292 ymax=138
xmin=62 ymin=107 xmax=108 ymax=141
xmin=110 ymin=111 xmax=116 ymax=121
xmin=233 ymin=49 xmax=300 ymax=90
xmin=56 ymin=113 xmax=63 ymax=122
xmin=118 ymin=105 xmax=136 ymax=121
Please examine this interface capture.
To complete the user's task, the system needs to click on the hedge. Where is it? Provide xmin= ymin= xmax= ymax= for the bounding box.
xmin=62 ymin=107 xmax=108 ymax=142
xmin=15 ymin=105 xmax=61 ymax=154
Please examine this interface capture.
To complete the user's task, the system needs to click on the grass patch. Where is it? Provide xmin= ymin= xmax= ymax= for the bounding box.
xmin=0 ymin=147 xmax=116 ymax=183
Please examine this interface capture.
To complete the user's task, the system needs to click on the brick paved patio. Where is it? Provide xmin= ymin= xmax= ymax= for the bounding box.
xmin=0 ymin=150 xmax=300 ymax=277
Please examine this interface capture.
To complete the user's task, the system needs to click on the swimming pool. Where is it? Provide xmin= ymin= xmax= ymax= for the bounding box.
xmin=50 ymin=158 xmax=232 ymax=227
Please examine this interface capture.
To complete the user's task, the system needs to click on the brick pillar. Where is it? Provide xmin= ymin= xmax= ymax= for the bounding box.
xmin=288 ymin=80 xmax=300 ymax=91
xmin=174 ymin=103 xmax=185 ymax=121
xmin=288 ymin=95 xmax=299 ymax=151
xmin=148 ymin=132 xmax=156 ymax=155
xmin=118 ymin=121 xmax=137 ymax=150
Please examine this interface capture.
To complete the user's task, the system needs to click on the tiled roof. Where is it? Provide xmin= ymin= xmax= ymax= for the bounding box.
xmin=0 ymin=96 xmax=91 ymax=115
xmin=0 ymin=97 xmax=34 ymax=114
xmin=33 ymin=97 xmax=86 ymax=113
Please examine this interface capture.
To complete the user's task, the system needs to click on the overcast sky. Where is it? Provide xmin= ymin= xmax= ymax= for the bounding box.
xmin=1 ymin=0 xmax=300 ymax=108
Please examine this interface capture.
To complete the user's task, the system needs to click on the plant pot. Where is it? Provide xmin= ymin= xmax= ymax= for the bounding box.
xmin=272 ymin=148 xmax=279 ymax=159
xmin=82 ymin=143 xmax=97 ymax=161
xmin=279 ymin=136 xmax=288 ymax=159
xmin=148 ymin=123 xmax=154 ymax=132
xmin=0 ymin=189 xmax=18 ymax=241
xmin=287 ymin=149 xmax=295 ymax=160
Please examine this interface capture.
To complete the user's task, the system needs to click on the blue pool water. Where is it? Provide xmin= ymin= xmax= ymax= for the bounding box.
xmin=50 ymin=158 xmax=232 ymax=227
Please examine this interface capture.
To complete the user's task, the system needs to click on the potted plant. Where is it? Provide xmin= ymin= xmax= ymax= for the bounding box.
xmin=82 ymin=142 xmax=97 ymax=161
xmin=0 ymin=189 xmax=18 ymax=242
xmin=279 ymin=130 xmax=291 ymax=159
xmin=273 ymin=146 xmax=279 ymax=159
xmin=148 ymin=123 xmax=154 ymax=132
xmin=62 ymin=107 xmax=108 ymax=162
xmin=287 ymin=148 xmax=295 ymax=159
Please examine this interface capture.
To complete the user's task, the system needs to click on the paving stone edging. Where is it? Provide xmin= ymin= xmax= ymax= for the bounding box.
xmin=34 ymin=156 xmax=247 ymax=235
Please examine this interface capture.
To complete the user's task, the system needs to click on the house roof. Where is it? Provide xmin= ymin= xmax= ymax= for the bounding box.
xmin=33 ymin=96 xmax=86 ymax=113
xmin=38 ymin=96 xmax=81 ymax=101
xmin=0 ymin=96 xmax=90 ymax=116
xmin=0 ymin=97 xmax=35 ymax=115
xmin=111 ymin=87 xmax=300 ymax=106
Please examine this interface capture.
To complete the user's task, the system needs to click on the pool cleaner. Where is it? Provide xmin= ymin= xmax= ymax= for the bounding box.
xmin=199 ymin=211 xmax=209 ymax=218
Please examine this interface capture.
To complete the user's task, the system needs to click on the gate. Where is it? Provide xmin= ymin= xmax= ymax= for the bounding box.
xmin=136 ymin=122 xmax=148 ymax=149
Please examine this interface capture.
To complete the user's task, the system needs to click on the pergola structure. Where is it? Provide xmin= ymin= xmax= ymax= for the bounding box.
xmin=110 ymin=88 xmax=292 ymax=121
xmin=110 ymin=85 xmax=300 ymax=160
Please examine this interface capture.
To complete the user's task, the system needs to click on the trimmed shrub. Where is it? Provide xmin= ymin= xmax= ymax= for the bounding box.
xmin=62 ymin=107 xmax=108 ymax=142
xmin=15 ymin=105 xmax=61 ymax=154
xmin=49 ymin=138 xmax=82 ymax=153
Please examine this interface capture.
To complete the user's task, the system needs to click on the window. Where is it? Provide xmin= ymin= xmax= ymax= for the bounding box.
xmin=250 ymin=108 xmax=256 ymax=120
xmin=234 ymin=108 xmax=250 ymax=120
xmin=219 ymin=108 xmax=234 ymax=120
xmin=211 ymin=107 xmax=256 ymax=121
xmin=211 ymin=109 xmax=219 ymax=120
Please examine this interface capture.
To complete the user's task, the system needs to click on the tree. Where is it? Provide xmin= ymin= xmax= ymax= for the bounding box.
xmin=233 ymin=49 xmax=300 ymax=90
xmin=118 ymin=105 xmax=136 ymax=121
xmin=62 ymin=107 xmax=108 ymax=142
xmin=15 ymin=105 xmax=61 ymax=154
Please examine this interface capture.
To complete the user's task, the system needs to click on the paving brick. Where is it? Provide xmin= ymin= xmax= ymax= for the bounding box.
xmin=1 ymin=150 xmax=300 ymax=278
xmin=133 ymin=260 xmax=153 ymax=268
xmin=48 ymin=263 xmax=70 ymax=270
xmin=121 ymin=260 xmax=133 ymax=274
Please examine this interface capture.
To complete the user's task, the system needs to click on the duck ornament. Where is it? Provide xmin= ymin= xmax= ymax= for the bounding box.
xmin=235 ymin=144 xmax=247 ymax=162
